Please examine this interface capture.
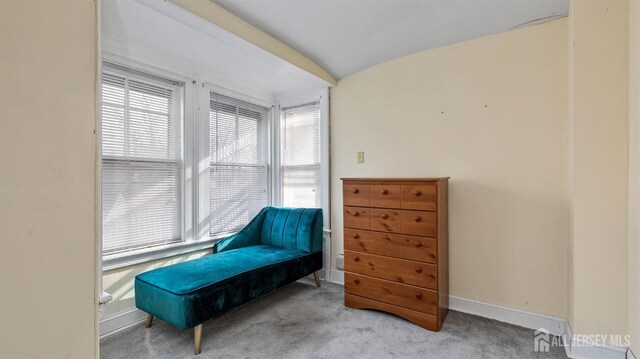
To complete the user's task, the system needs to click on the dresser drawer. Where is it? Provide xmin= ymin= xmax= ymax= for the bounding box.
xmin=344 ymin=184 xmax=370 ymax=207
xmin=344 ymin=251 xmax=437 ymax=289
xmin=401 ymin=185 xmax=437 ymax=211
xmin=344 ymin=206 xmax=370 ymax=230
xmin=401 ymin=210 xmax=437 ymax=237
xmin=345 ymin=273 xmax=437 ymax=315
xmin=370 ymin=208 xmax=401 ymax=233
xmin=345 ymin=293 xmax=439 ymax=331
xmin=370 ymin=185 xmax=401 ymax=208
xmin=344 ymin=229 xmax=437 ymax=263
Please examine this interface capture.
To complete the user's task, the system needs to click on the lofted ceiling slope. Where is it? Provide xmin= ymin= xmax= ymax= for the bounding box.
xmin=214 ymin=0 xmax=570 ymax=79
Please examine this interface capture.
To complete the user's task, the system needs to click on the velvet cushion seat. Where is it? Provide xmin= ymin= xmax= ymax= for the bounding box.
xmin=137 ymin=245 xmax=305 ymax=295
xmin=135 ymin=207 xmax=323 ymax=331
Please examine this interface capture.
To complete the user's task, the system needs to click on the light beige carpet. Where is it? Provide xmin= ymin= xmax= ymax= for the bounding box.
xmin=100 ymin=279 xmax=568 ymax=359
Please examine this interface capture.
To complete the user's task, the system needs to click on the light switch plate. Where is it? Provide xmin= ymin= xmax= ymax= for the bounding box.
xmin=357 ymin=151 xmax=364 ymax=163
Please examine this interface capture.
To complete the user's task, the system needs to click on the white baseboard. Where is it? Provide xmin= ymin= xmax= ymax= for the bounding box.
xmin=562 ymin=320 xmax=629 ymax=359
xmin=564 ymin=322 xmax=573 ymax=358
xmin=448 ymin=295 xmax=566 ymax=335
xmin=100 ymin=308 xmax=147 ymax=338
xmin=567 ymin=342 xmax=628 ymax=359
xmin=436 ymin=296 xmax=629 ymax=358
xmin=327 ymin=269 xmax=344 ymax=285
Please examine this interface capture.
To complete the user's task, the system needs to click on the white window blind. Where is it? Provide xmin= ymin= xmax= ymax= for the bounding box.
xmin=101 ymin=66 xmax=183 ymax=255
xmin=209 ymin=93 xmax=269 ymax=235
xmin=281 ymin=102 xmax=321 ymax=208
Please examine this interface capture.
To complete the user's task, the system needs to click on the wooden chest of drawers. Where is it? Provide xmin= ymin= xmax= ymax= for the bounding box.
xmin=342 ymin=178 xmax=449 ymax=331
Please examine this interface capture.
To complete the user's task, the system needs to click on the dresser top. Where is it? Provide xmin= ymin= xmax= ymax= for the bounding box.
xmin=341 ymin=177 xmax=449 ymax=182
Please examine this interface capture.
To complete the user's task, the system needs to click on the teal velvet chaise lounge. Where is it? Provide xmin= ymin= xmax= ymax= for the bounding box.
xmin=135 ymin=207 xmax=323 ymax=355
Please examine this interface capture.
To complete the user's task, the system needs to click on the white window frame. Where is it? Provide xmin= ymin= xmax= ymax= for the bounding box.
xmin=275 ymin=88 xmax=331 ymax=275
xmin=99 ymin=55 xmax=329 ymax=272
xmin=197 ymin=83 xmax=274 ymax=242
xmin=275 ymin=88 xmax=330 ymax=228
xmin=100 ymin=63 xmax=185 ymax=256
xmin=101 ymin=57 xmax=200 ymax=271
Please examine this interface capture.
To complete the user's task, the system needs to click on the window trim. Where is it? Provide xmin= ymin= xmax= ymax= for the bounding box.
xmin=100 ymin=58 xmax=199 ymax=270
xmin=99 ymin=57 xmax=328 ymax=271
xmin=275 ymin=88 xmax=330 ymax=229
xmin=102 ymin=232 xmax=228 ymax=272
xmin=100 ymin=62 xmax=187 ymax=257
xmin=275 ymin=88 xmax=331 ymax=277
xmin=196 ymin=83 xmax=275 ymax=242
xmin=203 ymin=88 xmax=273 ymax=239
xmin=280 ymin=101 xmax=322 ymax=209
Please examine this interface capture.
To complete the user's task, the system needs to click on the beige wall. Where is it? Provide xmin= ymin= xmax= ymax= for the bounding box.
xmin=568 ymin=0 xmax=629 ymax=340
xmin=629 ymin=0 xmax=640 ymax=353
xmin=0 ymin=1 xmax=98 ymax=358
xmin=103 ymin=250 xmax=209 ymax=316
xmin=330 ymin=19 xmax=569 ymax=317
xmin=0 ymin=1 xmax=634 ymax=356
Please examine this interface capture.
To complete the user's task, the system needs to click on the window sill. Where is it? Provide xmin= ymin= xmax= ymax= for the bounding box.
xmin=102 ymin=227 xmax=331 ymax=272
xmin=102 ymin=234 xmax=232 ymax=272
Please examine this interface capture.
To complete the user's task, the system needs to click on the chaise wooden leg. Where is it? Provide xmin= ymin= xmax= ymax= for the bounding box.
xmin=145 ymin=314 xmax=154 ymax=328
xmin=313 ymin=271 xmax=321 ymax=288
xmin=194 ymin=324 xmax=203 ymax=355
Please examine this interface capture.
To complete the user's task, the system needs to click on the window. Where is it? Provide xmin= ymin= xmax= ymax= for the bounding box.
xmin=99 ymin=63 xmax=327 ymax=264
xmin=281 ymin=103 xmax=321 ymax=208
xmin=101 ymin=65 xmax=183 ymax=255
xmin=209 ymin=93 xmax=269 ymax=235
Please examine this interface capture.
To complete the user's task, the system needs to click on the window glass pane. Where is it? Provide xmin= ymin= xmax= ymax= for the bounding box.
xmin=102 ymin=160 xmax=182 ymax=253
xmin=210 ymin=101 xmax=237 ymax=164
xmin=237 ymin=108 xmax=262 ymax=164
xmin=210 ymin=165 xmax=268 ymax=234
xmin=282 ymin=103 xmax=321 ymax=208
xmin=101 ymin=68 xmax=183 ymax=255
xmin=101 ymin=74 xmax=126 ymax=157
xmin=282 ymin=165 xmax=320 ymax=208
xmin=209 ymin=93 xmax=269 ymax=236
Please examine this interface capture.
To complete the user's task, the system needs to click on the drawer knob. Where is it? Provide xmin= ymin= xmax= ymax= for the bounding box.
xmin=352 ymin=188 xmax=359 ymax=194
xmin=353 ymin=212 xmax=359 ymax=217
xmin=352 ymin=233 xmax=359 ymax=239
xmin=381 ymin=189 xmax=388 ymax=195
xmin=415 ymin=293 xmax=423 ymax=299
xmin=414 ymin=190 xmax=421 ymax=196
xmin=354 ymin=278 xmax=360 ymax=284
xmin=353 ymin=256 xmax=360 ymax=262
xmin=414 ymin=241 xmax=421 ymax=247
xmin=381 ymin=213 xmax=389 ymax=219
xmin=414 ymin=216 xmax=421 ymax=222
xmin=415 ymin=267 xmax=422 ymax=273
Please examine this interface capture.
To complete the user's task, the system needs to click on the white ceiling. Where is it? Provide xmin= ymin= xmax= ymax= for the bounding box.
xmin=214 ymin=0 xmax=570 ymax=79
xmin=101 ymin=0 xmax=330 ymax=100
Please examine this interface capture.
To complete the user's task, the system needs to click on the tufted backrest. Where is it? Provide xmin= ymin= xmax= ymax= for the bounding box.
xmin=260 ymin=207 xmax=323 ymax=254
xmin=213 ymin=206 xmax=323 ymax=254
